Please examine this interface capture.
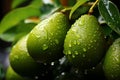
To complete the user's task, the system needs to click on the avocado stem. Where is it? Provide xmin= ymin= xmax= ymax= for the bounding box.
xmin=88 ymin=0 xmax=99 ymax=14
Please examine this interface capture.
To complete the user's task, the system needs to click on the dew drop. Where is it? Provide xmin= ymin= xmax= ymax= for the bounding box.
xmin=68 ymin=50 xmax=71 ymax=55
xmin=42 ymin=44 xmax=48 ymax=50
xmin=111 ymin=75 xmax=114 ymax=78
xmin=72 ymin=55 xmax=75 ymax=58
xmin=83 ymin=54 xmax=85 ymax=57
xmin=50 ymin=33 xmax=53 ymax=36
xmin=51 ymin=62 xmax=55 ymax=66
xmin=88 ymin=47 xmax=90 ymax=49
xmin=77 ymin=41 xmax=80 ymax=45
xmin=73 ymin=40 xmax=77 ymax=45
xmin=72 ymin=27 xmax=77 ymax=32
xmin=35 ymin=76 xmax=39 ymax=79
xmin=90 ymin=40 xmax=93 ymax=43
xmin=15 ymin=55 xmax=19 ymax=59
xmin=83 ymin=48 xmax=87 ymax=52
xmin=35 ymin=34 xmax=41 ymax=38
xmin=94 ymin=40 xmax=97 ymax=42
xmin=69 ymin=42 xmax=72 ymax=47
xmin=75 ymin=69 xmax=79 ymax=74
xmin=76 ymin=34 xmax=80 ymax=38
xmin=61 ymin=72 xmax=65 ymax=75
xmin=48 ymin=37 xmax=51 ymax=40
xmin=92 ymin=67 xmax=95 ymax=69
xmin=74 ymin=51 xmax=78 ymax=55
xmin=93 ymin=34 xmax=96 ymax=37
xmin=113 ymin=47 xmax=116 ymax=51
xmin=55 ymin=39 xmax=59 ymax=44
xmin=84 ymin=69 xmax=88 ymax=75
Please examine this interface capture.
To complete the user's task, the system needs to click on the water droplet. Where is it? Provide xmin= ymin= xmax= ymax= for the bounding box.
xmin=90 ymin=40 xmax=93 ymax=43
xmin=75 ymin=69 xmax=79 ymax=74
xmin=42 ymin=44 xmax=48 ymax=50
xmin=55 ymin=39 xmax=59 ymax=44
xmin=35 ymin=76 xmax=39 ymax=79
xmin=48 ymin=37 xmax=51 ymax=40
xmin=72 ymin=27 xmax=77 ymax=32
xmin=83 ymin=48 xmax=87 ymax=52
xmin=76 ymin=34 xmax=80 ymax=38
xmin=111 ymin=75 xmax=114 ymax=78
xmin=84 ymin=69 xmax=88 ymax=75
xmin=50 ymin=33 xmax=53 ymax=36
xmin=61 ymin=72 xmax=65 ymax=75
xmin=68 ymin=50 xmax=71 ymax=55
xmin=72 ymin=55 xmax=75 ymax=58
xmin=69 ymin=42 xmax=72 ymax=47
xmin=83 ymin=54 xmax=85 ymax=57
xmin=55 ymin=33 xmax=58 ymax=35
xmin=36 ymin=34 xmax=41 ymax=38
xmin=88 ymin=44 xmax=91 ymax=46
xmin=88 ymin=47 xmax=90 ymax=49
xmin=113 ymin=47 xmax=116 ymax=51
xmin=91 ymin=46 xmax=93 ymax=48
xmin=14 ymin=55 xmax=18 ymax=59
xmin=94 ymin=34 xmax=96 ymax=36
xmin=74 ymin=51 xmax=78 ymax=55
xmin=92 ymin=67 xmax=95 ymax=69
xmin=73 ymin=40 xmax=77 ymax=45
xmin=51 ymin=62 xmax=54 ymax=66
xmin=94 ymin=40 xmax=96 ymax=42
xmin=77 ymin=40 xmax=80 ymax=45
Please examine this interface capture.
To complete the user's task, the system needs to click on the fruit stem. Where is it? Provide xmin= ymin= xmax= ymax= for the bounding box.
xmin=88 ymin=0 xmax=99 ymax=14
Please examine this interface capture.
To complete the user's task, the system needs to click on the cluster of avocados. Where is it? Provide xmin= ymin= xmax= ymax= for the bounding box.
xmin=6 ymin=12 xmax=120 ymax=80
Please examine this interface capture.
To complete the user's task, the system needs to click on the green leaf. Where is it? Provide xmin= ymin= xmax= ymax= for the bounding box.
xmin=69 ymin=0 xmax=89 ymax=19
xmin=0 ymin=6 xmax=40 ymax=34
xmin=71 ymin=6 xmax=89 ymax=20
xmin=98 ymin=0 xmax=120 ymax=35
xmin=12 ymin=0 xmax=43 ymax=9
xmin=0 ymin=27 xmax=17 ymax=42
xmin=0 ymin=22 xmax=36 ymax=42
xmin=12 ymin=0 xmax=30 ymax=8
xmin=28 ymin=0 xmax=43 ymax=8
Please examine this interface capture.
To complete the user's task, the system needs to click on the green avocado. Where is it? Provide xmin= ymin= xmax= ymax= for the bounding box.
xmin=27 ymin=12 xmax=70 ymax=63
xmin=64 ymin=14 xmax=105 ymax=69
xmin=103 ymin=38 xmax=120 ymax=80
xmin=5 ymin=66 xmax=34 ymax=80
xmin=9 ymin=35 xmax=45 ymax=78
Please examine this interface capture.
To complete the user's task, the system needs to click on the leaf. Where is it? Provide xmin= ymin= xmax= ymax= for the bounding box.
xmin=12 ymin=0 xmax=30 ymax=8
xmin=71 ymin=6 xmax=89 ymax=20
xmin=0 ymin=22 xmax=36 ymax=42
xmin=12 ymin=0 xmax=43 ymax=9
xmin=0 ymin=27 xmax=17 ymax=42
xmin=28 ymin=0 xmax=43 ymax=9
xmin=0 ymin=6 xmax=41 ymax=34
xmin=98 ymin=0 xmax=120 ymax=35
xmin=69 ymin=0 xmax=89 ymax=19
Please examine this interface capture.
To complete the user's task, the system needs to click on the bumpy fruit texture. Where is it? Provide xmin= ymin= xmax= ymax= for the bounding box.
xmin=27 ymin=12 xmax=70 ymax=63
xmin=103 ymin=38 xmax=120 ymax=80
xmin=64 ymin=14 xmax=105 ymax=69
xmin=9 ymin=35 xmax=45 ymax=78
xmin=5 ymin=66 xmax=33 ymax=80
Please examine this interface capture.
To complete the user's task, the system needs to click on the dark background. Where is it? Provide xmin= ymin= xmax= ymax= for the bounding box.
xmin=0 ymin=0 xmax=12 ymax=21
xmin=0 ymin=0 xmax=12 ymax=74
xmin=0 ymin=0 xmax=12 ymax=49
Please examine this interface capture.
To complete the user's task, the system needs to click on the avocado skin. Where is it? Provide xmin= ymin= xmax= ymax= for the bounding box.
xmin=64 ymin=14 xmax=105 ymax=69
xmin=27 ymin=12 xmax=70 ymax=63
xmin=103 ymin=38 xmax=120 ymax=80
